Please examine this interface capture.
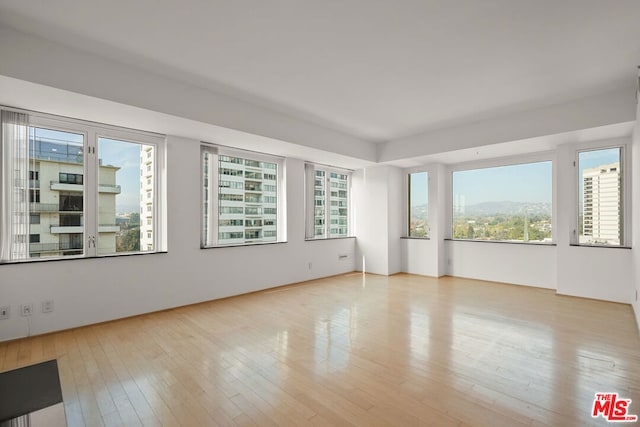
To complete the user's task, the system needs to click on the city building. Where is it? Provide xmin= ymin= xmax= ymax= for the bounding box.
xmin=28 ymin=131 xmax=120 ymax=259
xmin=140 ymin=145 xmax=155 ymax=251
xmin=212 ymin=155 xmax=278 ymax=245
xmin=312 ymin=170 xmax=349 ymax=238
xmin=581 ymin=162 xmax=621 ymax=245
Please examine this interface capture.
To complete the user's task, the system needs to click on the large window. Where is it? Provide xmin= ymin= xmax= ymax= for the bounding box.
xmin=305 ymin=163 xmax=351 ymax=239
xmin=408 ymin=172 xmax=429 ymax=237
xmin=452 ymin=161 xmax=552 ymax=243
xmin=577 ymin=147 xmax=624 ymax=246
xmin=0 ymin=108 xmax=165 ymax=262
xmin=201 ymin=145 xmax=284 ymax=246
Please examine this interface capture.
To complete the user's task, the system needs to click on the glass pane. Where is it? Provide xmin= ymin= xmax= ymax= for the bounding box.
xmin=314 ymin=170 xmax=326 ymax=238
xmin=28 ymin=127 xmax=85 ymax=259
xmin=217 ymin=155 xmax=278 ymax=244
xmin=452 ymin=161 xmax=552 ymax=242
xmin=97 ymin=137 xmax=154 ymax=254
xmin=578 ymin=148 xmax=622 ymax=246
xmin=329 ymin=172 xmax=349 ymax=238
xmin=408 ymin=172 xmax=428 ymax=237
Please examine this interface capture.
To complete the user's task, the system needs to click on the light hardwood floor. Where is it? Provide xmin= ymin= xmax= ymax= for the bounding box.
xmin=1 ymin=273 xmax=639 ymax=426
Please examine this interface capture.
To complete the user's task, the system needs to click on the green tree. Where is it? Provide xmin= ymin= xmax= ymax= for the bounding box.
xmin=129 ymin=212 xmax=140 ymax=227
xmin=117 ymin=227 xmax=140 ymax=252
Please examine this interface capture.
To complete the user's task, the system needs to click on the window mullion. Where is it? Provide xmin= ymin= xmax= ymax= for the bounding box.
xmin=85 ymin=130 xmax=98 ymax=257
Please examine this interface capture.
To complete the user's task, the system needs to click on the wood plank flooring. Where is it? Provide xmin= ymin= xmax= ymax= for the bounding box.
xmin=1 ymin=273 xmax=639 ymax=426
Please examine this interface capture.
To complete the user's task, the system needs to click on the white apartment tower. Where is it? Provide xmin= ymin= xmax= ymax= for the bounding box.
xmin=140 ymin=145 xmax=155 ymax=251
xmin=582 ymin=162 xmax=621 ymax=245
xmin=213 ymin=155 xmax=278 ymax=245
xmin=313 ymin=170 xmax=349 ymax=238
xmin=29 ymin=132 xmax=120 ymax=258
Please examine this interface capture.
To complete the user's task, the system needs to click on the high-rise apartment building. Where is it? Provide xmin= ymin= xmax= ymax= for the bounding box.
xmin=28 ymin=131 xmax=120 ymax=258
xmin=140 ymin=145 xmax=155 ymax=251
xmin=581 ymin=162 xmax=621 ymax=245
xmin=204 ymin=154 xmax=278 ymax=245
xmin=312 ymin=169 xmax=349 ymax=238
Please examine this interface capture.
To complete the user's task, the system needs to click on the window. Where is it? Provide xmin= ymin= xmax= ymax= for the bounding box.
xmin=305 ymin=163 xmax=351 ymax=239
xmin=577 ymin=147 xmax=624 ymax=246
xmin=0 ymin=108 xmax=165 ymax=262
xmin=452 ymin=161 xmax=552 ymax=243
xmin=408 ymin=172 xmax=429 ymax=237
xmin=201 ymin=144 xmax=284 ymax=246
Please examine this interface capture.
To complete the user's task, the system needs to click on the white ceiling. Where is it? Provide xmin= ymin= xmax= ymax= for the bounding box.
xmin=0 ymin=0 xmax=639 ymax=145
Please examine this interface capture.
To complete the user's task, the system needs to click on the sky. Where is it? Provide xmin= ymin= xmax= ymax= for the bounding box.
xmin=453 ymin=161 xmax=552 ymax=206
xmin=98 ymin=138 xmax=143 ymax=214
xmin=409 ymin=171 xmax=428 ymax=206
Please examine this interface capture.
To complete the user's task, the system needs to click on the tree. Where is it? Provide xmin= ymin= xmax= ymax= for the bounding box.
xmin=117 ymin=227 xmax=140 ymax=252
xmin=129 ymin=212 xmax=140 ymax=227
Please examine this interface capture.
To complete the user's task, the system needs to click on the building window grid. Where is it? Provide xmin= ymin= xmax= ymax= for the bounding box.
xmin=202 ymin=145 xmax=282 ymax=247
xmin=307 ymin=164 xmax=351 ymax=239
xmin=577 ymin=147 xmax=624 ymax=246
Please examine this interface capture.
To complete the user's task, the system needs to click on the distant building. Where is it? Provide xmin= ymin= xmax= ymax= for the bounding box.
xmin=208 ymin=155 xmax=278 ymax=244
xmin=581 ymin=162 xmax=621 ymax=245
xmin=29 ymin=134 xmax=120 ymax=258
xmin=313 ymin=170 xmax=349 ymax=237
xmin=140 ymin=145 xmax=155 ymax=251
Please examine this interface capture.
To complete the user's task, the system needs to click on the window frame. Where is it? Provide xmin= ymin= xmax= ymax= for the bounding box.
xmin=305 ymin=162 xmax=353 ymax=240
xmin=405 ymin=170 xmax=430 ymax=239
xmin=200 ymin=143 xmax=286 ymax=248
xmin=448 ymin=153 xmax=556 ymax=244
xmin=572 ymin=141 xmax=630 ymax=248
xmin=0 ymin=106 xmax=166 ymax=264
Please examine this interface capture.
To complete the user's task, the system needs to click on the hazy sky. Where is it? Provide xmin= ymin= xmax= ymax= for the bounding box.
xmin=99 ymin=138 xmax=143 ymax=214
xmin=453 ymin=161 xmax=552 ymax=206
xmin=409 ymin=171 xmax=428 ymax=206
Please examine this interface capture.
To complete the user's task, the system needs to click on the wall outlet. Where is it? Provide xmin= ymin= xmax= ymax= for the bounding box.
xmin=42 ymin=300 xmax=54 ymax=313
xmin=20 ymin=303 xmax=33 ymax=317
xmin=0 ymin=306 xmax=9 ymax=320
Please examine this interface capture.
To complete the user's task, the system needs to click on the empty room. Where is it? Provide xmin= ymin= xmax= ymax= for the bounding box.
xmin=1 ymin=1 xmax=640 ymax=426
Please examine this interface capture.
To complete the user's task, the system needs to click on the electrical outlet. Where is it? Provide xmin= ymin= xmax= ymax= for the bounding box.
xmin=42 ymin=300 xmax=54 ymax=313
xmin=20 ymin=303 xmax=33 ymax=317
xmin=0 ymin=306 xmax=9 ymax=320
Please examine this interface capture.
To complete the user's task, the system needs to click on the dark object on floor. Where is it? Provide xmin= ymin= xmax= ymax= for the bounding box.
xmin=0 ymin=360 xmax=62 ymax=422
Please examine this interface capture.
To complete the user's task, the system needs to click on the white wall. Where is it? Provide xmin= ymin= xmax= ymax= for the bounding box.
xmin=0 ymin=139 xmax=356 ymax=342
xmin=401 ymin=140 xmax=634 ymax=303
xmin=400 ymin=163 xmax=446 ymax=277
xmin=555 ymin=140 xmax=633 ymax=303
xmin=446 ymin=242 xmax=557 ymax=289
xmin=353 ymin=165 xmax=403 ymax=275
